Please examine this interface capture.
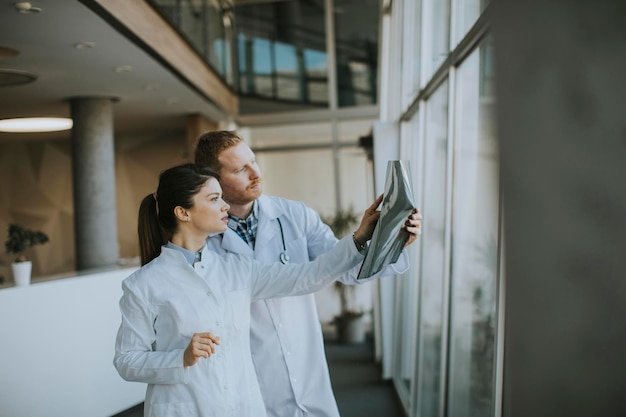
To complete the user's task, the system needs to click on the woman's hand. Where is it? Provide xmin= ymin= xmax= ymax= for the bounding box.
xmin=403 ymin=208 xmax=422 ymax=247
xmin=353 ymin=195 xmax=422 ymax=248
xmin=183 ymin=332 xmax=221 ymax=367
xmin=353 ymin=194 xmax=384 ymax=244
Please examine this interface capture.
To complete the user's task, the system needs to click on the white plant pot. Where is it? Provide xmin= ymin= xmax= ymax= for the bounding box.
xmin=336 ymin=314 xmax=366 ymax=344
xmin=12 ymin=261 xmax=32 ymax=286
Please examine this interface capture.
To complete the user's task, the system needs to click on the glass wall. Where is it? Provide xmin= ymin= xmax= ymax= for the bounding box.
xmin=234 ymin=0 xmax=379 ymax=109
xmin=334 ymin=0 xmax=379 ymax=107
xmin=416 ymin=81 xmax=450 ymax=417
xmin=378 ymin=1 xmax=501 ymax=417
xmin=150 ymin=0 xmax=380 ymax=112
xmin=149 ymin=0 xmax=232 ymax=82
xmin=447 ymin=36 xmax=498 ymax=417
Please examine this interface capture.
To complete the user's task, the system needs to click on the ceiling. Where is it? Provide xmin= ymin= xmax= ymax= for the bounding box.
xmin=0 ymin=0 xmax=228 ymax=143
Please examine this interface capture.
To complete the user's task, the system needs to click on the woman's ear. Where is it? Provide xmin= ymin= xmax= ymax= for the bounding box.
xmin=174 ymin=206 xmax=190 ymax=223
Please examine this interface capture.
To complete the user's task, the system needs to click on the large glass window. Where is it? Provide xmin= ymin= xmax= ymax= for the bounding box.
xmin=334 ymin=0 xmax=379 ymax=107
xmin=304 ymin=48 xmax=329 ymax=103
xmin=392 ymin=117 xmax=422 ymax=410
xmin=453 ymin=0 xmax=491 ymax=47
xmin=416 ymin=81 xmax=449 ymax=417
xmin=447 ymin=37 xmax=498 ymax=417
xmin=404 ymin=0 xmax=423 ymax=105
xmin=150 ymin=0 xmax=231 ymax=81
xmin=424 ymin=0 xmax=451 ymax=81
xmin=234 ymin=1 xmax=327 ymax=107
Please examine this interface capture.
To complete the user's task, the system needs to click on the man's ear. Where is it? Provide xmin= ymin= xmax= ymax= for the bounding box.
xmin=174 ymin=206 xmax=190 ymax=223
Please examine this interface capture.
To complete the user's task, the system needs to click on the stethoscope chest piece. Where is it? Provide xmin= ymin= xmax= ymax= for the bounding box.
xmin=277 ymin=218 xmax=290 ymax=264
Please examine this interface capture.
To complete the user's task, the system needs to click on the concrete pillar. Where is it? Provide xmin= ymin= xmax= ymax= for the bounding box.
xmin=494 ymin=1 xmax=626 ymax=416
xmin=70 ymin=97 xmax=119 ymax=270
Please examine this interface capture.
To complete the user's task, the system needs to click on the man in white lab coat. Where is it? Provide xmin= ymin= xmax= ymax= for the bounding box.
xmin=195 ymin=130 xmax=421 ymax=417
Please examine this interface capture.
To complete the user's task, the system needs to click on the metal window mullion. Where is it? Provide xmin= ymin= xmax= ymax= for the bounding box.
xmin=400 ymin=0 xmax=416 ymax=111
xmin=403 ymin=115 xmax=424 ymax=416
xmin=325 ymin=0 xmax=342 ymax=211
xmin=402 ymin=1 xmax=492 ymax=122
xmin=270 ymin=39 xmax=277 ymax=99
xmin=449 ymin=0 xmax=458 ymax=52
xmin=494 ymin=181 xmax=506 ymax=417
xmin=439 ymin=65 xmax=456 ymax=417
xmin=412 ymin=99 xmax=428 ymax=417
xmin=392 ymin=264 xmax=411 ymax=410
xmin=378 ymin=6 xmax=393 ymax=120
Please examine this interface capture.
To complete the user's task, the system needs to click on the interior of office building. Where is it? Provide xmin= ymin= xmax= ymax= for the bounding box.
xmin=1 ymin=1 xmax=625 ymax=417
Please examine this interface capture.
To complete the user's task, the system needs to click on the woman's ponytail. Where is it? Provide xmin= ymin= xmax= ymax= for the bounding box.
xmin=138 ymin=193 xmax=166 ymax=266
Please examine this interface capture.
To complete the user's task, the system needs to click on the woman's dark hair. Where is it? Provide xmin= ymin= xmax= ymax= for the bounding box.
xmin=138 ymin=163 xmax=220 ymax=265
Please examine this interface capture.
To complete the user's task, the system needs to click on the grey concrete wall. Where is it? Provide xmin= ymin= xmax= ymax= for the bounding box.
xmin=494 ymin=1 xmax=626 ymax=416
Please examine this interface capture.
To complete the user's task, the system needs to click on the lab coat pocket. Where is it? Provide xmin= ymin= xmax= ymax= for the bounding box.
xmin=149 ymin=401 xmax=199 ymax=417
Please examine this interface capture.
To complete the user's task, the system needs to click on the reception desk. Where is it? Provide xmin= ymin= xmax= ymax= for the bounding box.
xmin=0 ymin=266 xmax=145 ymax=417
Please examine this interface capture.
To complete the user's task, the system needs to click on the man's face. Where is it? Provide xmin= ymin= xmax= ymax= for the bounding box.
xmin=217 ymin=141 xmax=262 ymax=206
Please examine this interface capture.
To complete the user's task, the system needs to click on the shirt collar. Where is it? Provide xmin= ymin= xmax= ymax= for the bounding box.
xmin=165 ymin=241 xmax=202 ymax=266
xmin=228 ymin=199 xmax=259 ymax=223
xmin=227 ymin=200 xmax=259 ymax=248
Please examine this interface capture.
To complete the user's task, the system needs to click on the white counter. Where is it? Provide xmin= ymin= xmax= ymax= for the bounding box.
xmin=0 ymin=267 xmax=145 ymax=417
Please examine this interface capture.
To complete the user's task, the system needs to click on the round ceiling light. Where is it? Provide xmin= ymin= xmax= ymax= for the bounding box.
xmin=0 ymin=46 xmax=19 ymax=59
xmin=0 ymin=117 xmax=73 ymax=133
xmin=0 ymin=69 xmax=37 ymax=86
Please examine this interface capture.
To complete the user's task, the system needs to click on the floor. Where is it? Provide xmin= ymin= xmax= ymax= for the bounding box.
xmin=112 ymin=337 xmax=405 ymax=417
xmin=326 ymin=339 xmax=406 ymax=417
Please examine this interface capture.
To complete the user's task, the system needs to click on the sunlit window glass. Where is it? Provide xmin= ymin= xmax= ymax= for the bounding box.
xmin=416 ymin=80 xmax=449 ymax=417
xmin=453 ymin=0 xmax=491 ymax=47
xmin=425 ymin=0 xmax=451 ymax=80
xmin=447 ymin=36 xmax=499 ymax=417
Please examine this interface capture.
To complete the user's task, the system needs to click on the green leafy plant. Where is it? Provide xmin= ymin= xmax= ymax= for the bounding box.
xmin=321 ymin=208 xmax=359 ymax=239
xmin=321 ymin=208 xmax=363 ymax=317
xmin=5 ymin=224 xmax=49 ymax=263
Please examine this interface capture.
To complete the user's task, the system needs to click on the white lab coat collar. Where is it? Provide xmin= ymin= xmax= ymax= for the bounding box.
xmin=159 ymin=245 xmax=225 ymax=305
xmin=220 ymin=195 xmax=283 ymax=256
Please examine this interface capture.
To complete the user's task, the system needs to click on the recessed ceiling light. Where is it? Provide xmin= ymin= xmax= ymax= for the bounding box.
xmin=15 ymin=2 xmax=42 ymax=13
xmin=0 ymin=68 xmax=37 ymax=86
xmin=0 ymin=46 xmax=19 ymax=59
xmin=166 ymin=97 xmax=180 ymax=105
xmin=114 ymin=65 xmax=133 ymax=73
xmin=0 ymin=117 xmax=73 ymax=133
xmin=74 ymin=42 xmax=96 ymax=49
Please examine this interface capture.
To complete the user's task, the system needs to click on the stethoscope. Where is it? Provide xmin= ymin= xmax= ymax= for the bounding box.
xmin=276 ymin=218 xmax=290 ymax=264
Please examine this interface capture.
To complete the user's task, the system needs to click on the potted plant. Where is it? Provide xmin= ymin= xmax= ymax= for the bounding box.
xmin=322 ymin=208 xmax=367 ymax=343
xmin=5 ymin=223 xmax=49 ymax=286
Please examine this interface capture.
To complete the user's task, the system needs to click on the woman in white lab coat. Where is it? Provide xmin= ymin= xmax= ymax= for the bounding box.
xmin=113 ymin=164 xmax=403 ymax=417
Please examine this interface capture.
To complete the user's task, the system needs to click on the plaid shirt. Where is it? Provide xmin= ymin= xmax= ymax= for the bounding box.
xmin=227 ymin=200 xmax=259 ymax=248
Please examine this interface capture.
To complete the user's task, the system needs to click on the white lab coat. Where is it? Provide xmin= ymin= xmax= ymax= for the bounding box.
xmin=205 ymin=195 xmax=409 ymax=417
xmin=114 ymin=235 xmax=363 ymax=417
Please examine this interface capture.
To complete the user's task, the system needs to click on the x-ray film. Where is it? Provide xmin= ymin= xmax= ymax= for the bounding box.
xmin=357 ymin=160 xmax=415 ymax=279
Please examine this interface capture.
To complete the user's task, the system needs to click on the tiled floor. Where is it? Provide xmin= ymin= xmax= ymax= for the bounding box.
xmin=326 ymin=339 xmax=405 ymax=417
xmin=112 ymin=337 xmax=403 ymax=417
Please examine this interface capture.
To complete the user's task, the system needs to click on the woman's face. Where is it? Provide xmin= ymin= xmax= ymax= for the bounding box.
xmin=186 ymin=177 xmax=230 ymax=235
